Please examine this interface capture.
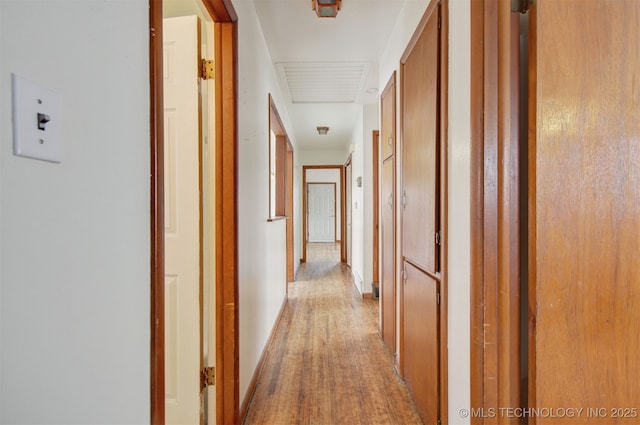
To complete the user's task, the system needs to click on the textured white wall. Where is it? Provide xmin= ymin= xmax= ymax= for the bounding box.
xmin=0 ymin=1 xmax=150 ymax=423
xmin=447 ymin=0 xmax=471 ymax=423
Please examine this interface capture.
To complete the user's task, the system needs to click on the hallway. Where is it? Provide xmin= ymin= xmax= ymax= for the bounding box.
xmin=243 ymin=243 xmax=423 ymax=424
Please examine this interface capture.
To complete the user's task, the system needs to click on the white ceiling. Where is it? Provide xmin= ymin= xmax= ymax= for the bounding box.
xmin=253 ymin=0 xmax=406 ymax=150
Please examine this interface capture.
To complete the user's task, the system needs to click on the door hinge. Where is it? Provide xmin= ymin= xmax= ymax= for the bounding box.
xmin=511 ymin=0 xmax=534 ymax=14
xmin=200 ymin=59 xmax=215 ymax=80
xmin=201 ymin=366 xmax=216 ymax=390
xmin=402 ymin=264 xmax=408 ymax=284
xmin=437 ymin=291 xmax=440 ymax=305
xmin=435 ymin=230 xmax=441 ymax=246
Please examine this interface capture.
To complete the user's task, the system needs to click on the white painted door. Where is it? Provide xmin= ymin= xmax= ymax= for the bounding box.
xmin=163 ymin=16 xmax=201 ymax=425
xmin=308 ymin=183 xmax=336 ymax=242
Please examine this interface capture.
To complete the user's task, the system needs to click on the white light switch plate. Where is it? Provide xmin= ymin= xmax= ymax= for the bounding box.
xmin=12 ymin=74 xmax=61 ymax=163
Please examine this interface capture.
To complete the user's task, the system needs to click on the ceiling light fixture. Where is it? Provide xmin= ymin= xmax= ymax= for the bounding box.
xmin=317 ymin=126 xmax=329 ymax=135
xmin=311 ymin=0 xmax=341 ymax=18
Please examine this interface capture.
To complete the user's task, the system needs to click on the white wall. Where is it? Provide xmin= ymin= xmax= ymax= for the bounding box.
xmin=0 ymin=1 xmax=150 ymax=423
xmin=377 ymin=0 xmax=470 ymax=423
xmin=447 ymin=1 xmax=471 ymax=423
xmin=234 ymin=0 xmax=298 ymax=404
xmin=345 ymin=103 xmax=379 ymax=296
xmin=361 ymin=103 xmax=379 ymax=294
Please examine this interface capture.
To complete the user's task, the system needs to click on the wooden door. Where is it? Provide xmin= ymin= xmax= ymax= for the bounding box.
xmin=380 ymin=72 xmax=396 ymax=353
xmin=399 ymin=2 xmax=441 ymax=423
xmin=403 ymin=261 xmax=439 ymax=425
xmin=530 ymin=0 xmax=640 ymax=421
xmin=381 ymin=73 xmax=396 ymax=161
xmin=401 ymin=3 xmax=440 ymax=274
xmin=345 ymin=160 xmax=352 ymax=267
xmin=381 ymin=157 xmax=396 ymax=352
xmin=163 ymin=15 xmax=202 ymax=425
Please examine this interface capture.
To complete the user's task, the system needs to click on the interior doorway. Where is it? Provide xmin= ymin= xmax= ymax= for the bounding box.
xmin=302 ymin=165 xmax=344 ymax=264
xmin=149 ymin=0 xmax=239 ymax=423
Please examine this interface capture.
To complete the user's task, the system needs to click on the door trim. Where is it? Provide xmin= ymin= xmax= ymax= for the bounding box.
xmin=301 ymin=165 xmax=344 ymax=263
xmin=149 ymin=1 xmax=239 ymax=423
xmin=470 ymin=0 xmax=522 ymax=421
xmin=372 ymin=130 xmax=380 ymax=285
xmin=343 ymin=155 xmax=352 ymax=266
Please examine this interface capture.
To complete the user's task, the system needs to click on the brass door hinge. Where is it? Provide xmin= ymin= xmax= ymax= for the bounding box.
xmin=511 ymin=0 xmax=534 ymax=13
xmin=201 ymin=366 xmax=216 ymax=390
xmin=200 ymin=59 xmax=215 ymax=80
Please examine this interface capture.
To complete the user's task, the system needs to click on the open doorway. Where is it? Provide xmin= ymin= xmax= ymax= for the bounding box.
xmin=302 ymin=165 xmax=343 ymax=264
xmin=149 ymin=0 xmax=239 ymax=424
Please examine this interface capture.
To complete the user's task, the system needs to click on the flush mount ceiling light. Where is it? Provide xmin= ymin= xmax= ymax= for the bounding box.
xmin=311 ymin=0 xmax=341 ymax=18
xmin=317 ymin=126 xmax=329 ymax=135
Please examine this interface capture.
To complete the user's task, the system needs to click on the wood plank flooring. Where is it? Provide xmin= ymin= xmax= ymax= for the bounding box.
xmin=243 ymin=243 xmax=423 ymax=424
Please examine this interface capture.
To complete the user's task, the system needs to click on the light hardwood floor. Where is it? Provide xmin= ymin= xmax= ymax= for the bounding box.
xmin=243 ymin=243 xmax=423 ymax=424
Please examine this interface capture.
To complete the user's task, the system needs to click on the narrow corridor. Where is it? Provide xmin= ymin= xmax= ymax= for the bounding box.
xmin=243 ymin=243 xmax=423 ymax=424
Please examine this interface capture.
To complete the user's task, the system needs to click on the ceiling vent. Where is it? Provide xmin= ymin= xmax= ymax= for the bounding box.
xmin=276 ymin=61 xmax=370 ymax=104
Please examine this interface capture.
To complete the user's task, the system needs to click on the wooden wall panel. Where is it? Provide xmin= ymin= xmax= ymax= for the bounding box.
xmin=530 ymin=1 xmax=640 ymax=421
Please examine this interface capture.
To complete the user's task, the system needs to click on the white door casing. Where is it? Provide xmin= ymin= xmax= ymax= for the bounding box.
xmin=163 ymin=15 xmax=201 ymax=425
xmin=308 ymin=183 xmax=336 ymax=242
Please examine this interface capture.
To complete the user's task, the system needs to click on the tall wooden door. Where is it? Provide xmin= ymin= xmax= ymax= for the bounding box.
xmin=530 ymin=0 xmax=640 ymax=421
xmin=308 ymin=183 xmax=336 ymax=242
xmin=380 ymin=73 xmax=396 ymax=353
xmin=345 ymin=159 xmax=352 ymax=267
xmin=400 ymin=2 xmax=441 ymax=423
xmin=163 ymin=16 xmax=202 ymax=425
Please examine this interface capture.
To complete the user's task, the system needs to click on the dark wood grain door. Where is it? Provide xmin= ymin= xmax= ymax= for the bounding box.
xmin=401 ymin=2 xmax=440 ymax=274
xmin=399 ymin=2 xmax=441 ymax=424
xmin=403 ymin=261 xmax=439 ymax=424
xmin=530 ymin=0 xmax=640 ymax=420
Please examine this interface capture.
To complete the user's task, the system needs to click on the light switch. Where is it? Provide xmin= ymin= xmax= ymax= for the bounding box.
xmin=12 ymin=74 xmax=61 ymax=163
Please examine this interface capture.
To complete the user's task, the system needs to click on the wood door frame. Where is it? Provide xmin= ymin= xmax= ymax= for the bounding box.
xmin=397 ymin=0 xmax=449 ymax=423
xmin=306 ymin=182 xmax=337 ymax=242
xmin=343 ymin=155 xmax=353 ymax=265
xmin=470 ymin=0 xmax=522 ymax=421
xmin=372 ymin=130 xmax=380 ymax=285
xmin=301 ymin=165 xmax=344 ymax=263
xmin=286 ymin=142 xmax=294 ymax=283
xmin=149 ymin=1 xmax=239 ymax=423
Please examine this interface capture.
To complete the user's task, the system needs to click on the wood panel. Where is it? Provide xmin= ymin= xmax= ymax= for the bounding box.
xmin=470 ymin=2 xmax=523 ymax=423
xmin=530 ymin=1 xmax=640 ymax=422
xmin=381 ymin=157 xmax=396 ymax=352
xmin=214 ymin=20 xmax=239 ymax=425
xmin=400 ymin=2 xmax=440 ymax=274
xmin=402 ymin=261 xmax=439 ymax=424
xmin=381 ymin=73 xmax=396 ymax=161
